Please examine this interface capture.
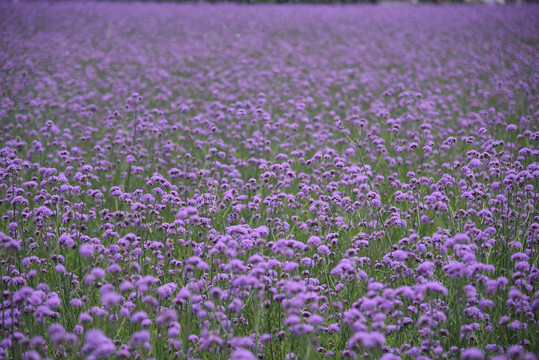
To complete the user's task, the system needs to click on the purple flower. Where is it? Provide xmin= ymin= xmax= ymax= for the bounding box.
xmin=348 ymin=331 xmax=385 ymax=349
xmin=506 ymin=124 xmax=517 ymax=132
xmin=130 ymin=330 xmax=151 ymax=350
xmin=307 ymin=236 xmax=322 ymax=246
xmin=461 ymin=347 xmax=484 ymax=360
xmin=70 ymin=298 xmax=83 ymax=307
xmin=391 ymin=250 xmax=408 ymax=261
xmin=79 ymin=244 xmax=95 ymax=260
xmin=283 ymin=261 xmax=299 ymax=273
xmin=23 ymin=351 xmax=41 ymax=360
xmin=81 ymin=329 xmax=115 ymax=358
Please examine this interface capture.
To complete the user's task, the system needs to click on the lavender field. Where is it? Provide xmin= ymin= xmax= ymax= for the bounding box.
xmin=1 ymin=2 xmax=538 ymax=359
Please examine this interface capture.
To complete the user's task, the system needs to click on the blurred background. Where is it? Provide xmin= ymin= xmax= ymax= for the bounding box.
xmin=100 ymin=0 xmax=537 ymax=4
xmin=11 ymin=0 xmax=539 ymax=4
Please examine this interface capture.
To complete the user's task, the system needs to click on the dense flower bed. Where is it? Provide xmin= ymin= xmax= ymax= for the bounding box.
xmin=0 ymin=2 xmax=538 ymax=359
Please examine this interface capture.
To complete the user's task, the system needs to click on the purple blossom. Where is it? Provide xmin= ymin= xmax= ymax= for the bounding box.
xmin=0 ymin=4 xmax=536 ymax=359
xmin=461 ymin=347 xmax=485 ymax=360
xmin=81 ymin=330 xmax=115 ymax=359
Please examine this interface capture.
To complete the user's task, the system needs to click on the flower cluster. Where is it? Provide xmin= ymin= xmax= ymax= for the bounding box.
xmin=0 ymin=2 xmax=538 ymax=360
